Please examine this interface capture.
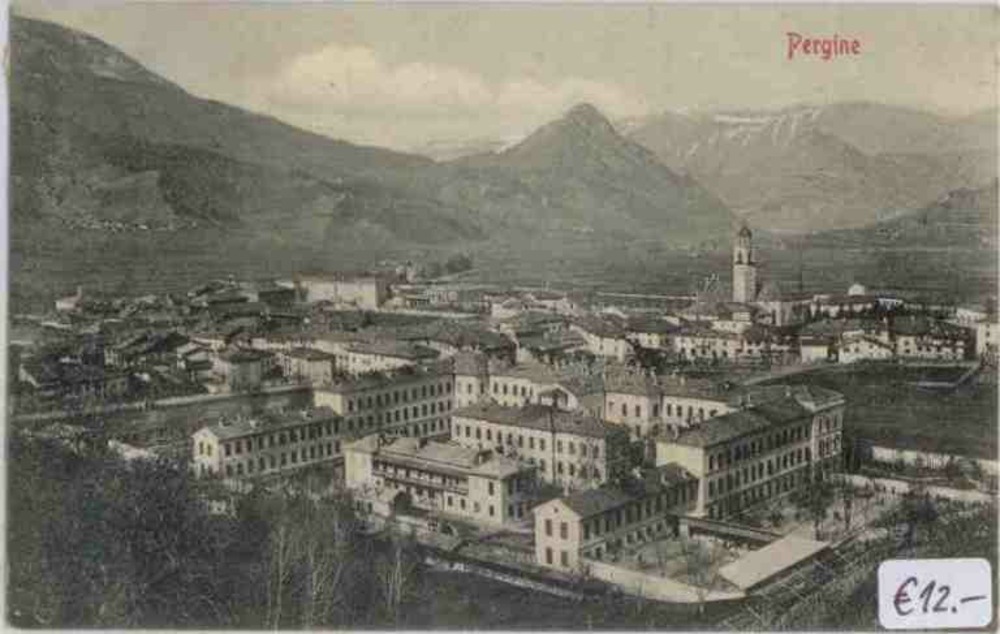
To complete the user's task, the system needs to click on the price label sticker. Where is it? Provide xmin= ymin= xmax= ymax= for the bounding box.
xmin=878 ymin=559 xmax=993 ymax=630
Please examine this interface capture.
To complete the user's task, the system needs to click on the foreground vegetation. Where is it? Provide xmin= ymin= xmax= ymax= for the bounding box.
xmin=7 ymin=433 xmax=424 ymax=628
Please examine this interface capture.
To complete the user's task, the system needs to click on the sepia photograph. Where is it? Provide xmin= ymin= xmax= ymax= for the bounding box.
xmin=5 ymin=2 xmax=998 ymax=630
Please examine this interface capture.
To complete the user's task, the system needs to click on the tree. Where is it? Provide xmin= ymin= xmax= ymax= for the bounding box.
xmin=680 ymin=539 xmax=726 ymax=615
xmin=834 ymin=476 xmax=855 ymax=533
xmin=791 ymin=474 xmax=836 ymax=540
xmin=899 ymin=484 xmax=939 ymax=548
xmin=375 ymin=529 xmax=421 ymax=625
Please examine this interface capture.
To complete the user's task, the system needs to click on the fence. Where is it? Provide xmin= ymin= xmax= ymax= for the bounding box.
xmin=585 ymin=559 xmax=744 ymax=604
xmin=841 ymin=473 xmax=995 ymax=504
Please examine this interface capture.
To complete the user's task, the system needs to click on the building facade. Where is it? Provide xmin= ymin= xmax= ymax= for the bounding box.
xmin=655 ymin=385 xmax=845 ymax=519
xmin=296 ymin=275 xmax=389 ymax=309
xmin=192 ymin=408 xmax=347 ymax=479
xmin=313 ymin=363 xmax=455 ymax=439
xmin=344 ymin=435 xmax=538 ymax=526
xmin=450 ymin=402 xmax=626 ymax=491
xmin=532 ymin=464 xmax=698 ymax=572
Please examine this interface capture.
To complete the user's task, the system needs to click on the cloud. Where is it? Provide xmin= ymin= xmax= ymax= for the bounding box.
xmin=256 ymin=43 xmax=649 ymax=148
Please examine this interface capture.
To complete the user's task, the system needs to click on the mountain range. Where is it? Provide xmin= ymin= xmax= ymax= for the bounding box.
xmin=624 ymin=104 xmax=995 ymax=232
xmin=10 ymin=15 xmax=735 ymax=307
xmin=9 ymin=14 xmax=997 ymax=309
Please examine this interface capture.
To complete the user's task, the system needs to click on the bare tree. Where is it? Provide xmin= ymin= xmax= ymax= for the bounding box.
xmin=680 ymin=538 xmax=725 ymax=614
xmin=375 ymin=529 xmax=420 ymax=625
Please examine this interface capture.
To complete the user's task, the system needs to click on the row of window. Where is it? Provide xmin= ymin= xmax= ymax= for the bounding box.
xmin=211 ymin=420 xmax=340 ymax=458
xmin=606 ymin=398 xmax=722 ymax=423
xmin=582 ymin=521 xmax=672 ymax=561
xmin=345 ymin=380 xmax=453 ymax=412
xmin=375 ymin=461 xmax=467 ymax=490
xmin=707 ymin=422 xmax=817 ymax=472
xmin=219 ymin=440 xmax=341 ymax=476
xmin=544 ymin=487 xmax=691 ymax=543
xmin=706 ymin=470 xmax=804 ymax=518
xmin=344 ymin=400 xmax=452 ymax=431
xmin=452 ymin=423 xmax=602 ymax=459
xmin=389 ymin=480 xmax=517 ymax=520
xmin=708 ymin=447 xmax=810 ymax=499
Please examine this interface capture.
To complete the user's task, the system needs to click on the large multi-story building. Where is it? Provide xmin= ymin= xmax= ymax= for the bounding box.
xmin=603 ymin=372 xmax=736 ymax=440
xmin=892 ymin=316 xmax=969 ymax=361
xmin=277 ymin=347 xmax=337 ymax=385
xmin=213 ymin=348 xmax=270 ymax=391
xmin=344 ymin=435 xmax=538 ymax=526
xmin=191 ymin=407 xmax=347 ymax=479
xmin=450 ymin=402 xmax=628 ymax=491
xmin=313 ymin=363 xmax=455 ymax=439
xmin=452 ymin=353 xmax=604 ymax=415
xmin=532 ymin=464 xmax=698 ymax=572
xmin=343 ymin=340 xmax=440 ymax=376
xmin=570 ymin=317 xmax=632 ymax=363
xmin=295 ymin=274 xmax=390 ymax=310
xmin=655 ymin=385 xmax=845 ymax=520
xmin=671 ymin=323 xmax=795 ymax=365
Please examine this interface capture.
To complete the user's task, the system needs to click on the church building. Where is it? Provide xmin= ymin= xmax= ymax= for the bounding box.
xmin=732 ymin=224 xmax=810 ymax=327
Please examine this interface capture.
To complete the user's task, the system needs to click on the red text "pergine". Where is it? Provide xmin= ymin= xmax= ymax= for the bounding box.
xmin=787 ymin=32 xmax=862 ymax=61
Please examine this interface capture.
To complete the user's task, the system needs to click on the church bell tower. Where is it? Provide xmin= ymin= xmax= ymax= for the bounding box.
xmin=733 ymin=224 xmax=757 ymax=303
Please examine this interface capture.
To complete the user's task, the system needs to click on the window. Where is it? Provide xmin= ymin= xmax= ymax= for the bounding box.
xmin=545 ymin=519 xmax=553 ymax=536
xmin=560 ymin=522 xmax=568 ymax=539
xmin=635 ymin=405 xmax=641 ymax=418
xmin=224 ymin=443 xmax=232 ymax=457
xmin=488 ymin=482 xmax=495 ymax=496
xmin=545 ymin=547 xmax=553 ymax=565
xmin=560 ymin=551 xmax=569 ymax=567
xmin=540 ymin=439 xmax=546 ymax=451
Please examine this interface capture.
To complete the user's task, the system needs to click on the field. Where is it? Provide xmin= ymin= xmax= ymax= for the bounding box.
xmin=762 ymin=365 xmax=998 ymax=461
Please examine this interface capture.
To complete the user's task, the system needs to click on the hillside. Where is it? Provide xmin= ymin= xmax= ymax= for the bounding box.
xmin=626 ymin=103 xmax=996 ymax=232
xmin=809 ymin=181 xmax=998 ymax=249
xmin=9 ymin=15 xmax=487 ymax=309
xmin=413 ymin=103 xmax=734 ymax=244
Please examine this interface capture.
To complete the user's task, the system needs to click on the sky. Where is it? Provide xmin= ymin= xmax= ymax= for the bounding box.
xmin=12 ymin=2 xmax=999 ymax=153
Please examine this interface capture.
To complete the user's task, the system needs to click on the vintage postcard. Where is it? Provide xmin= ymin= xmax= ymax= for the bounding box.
xmin=5 ymin=2 xmax=998 ymax=630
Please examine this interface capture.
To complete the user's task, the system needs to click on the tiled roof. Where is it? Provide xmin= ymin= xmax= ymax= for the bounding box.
xmin=452 ymin=402 xmax=611 ymax=439
xmin=347 ymin=436 xmax=526 ymax=479
xmin=556 ymin=463 xmax=695 ymax=518
xmin=348 ymin=340 xmax=440 ymax=360
xmin=283 ymin=347 xmax=337 ymax=361
xmin=668 ymin=386 xmax=843 ymax=448
xmin=200 ymin=406 xmax=339 ymax=440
